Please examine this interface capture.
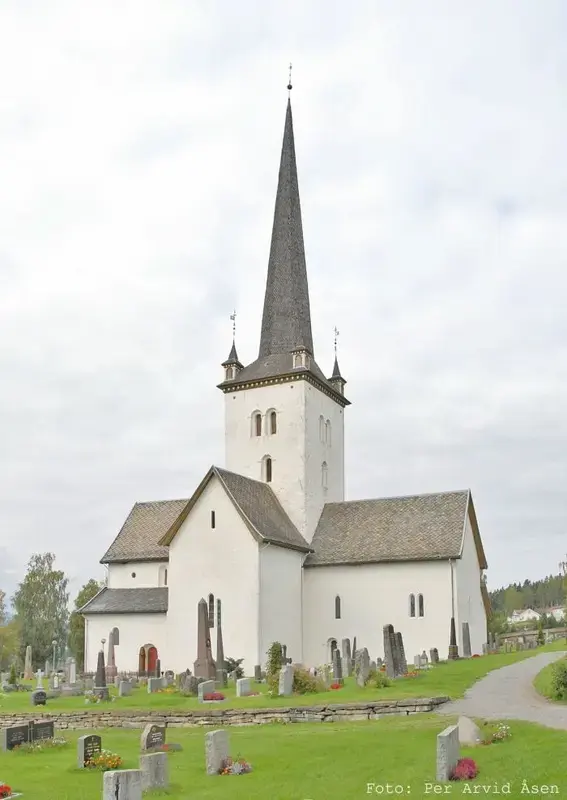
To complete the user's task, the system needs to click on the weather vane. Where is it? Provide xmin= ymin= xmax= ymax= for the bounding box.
xmin=287 ymin=63 xmax=293 ymax=94
xmin=334 ymin=326 xmax=340 ymax=355
xmin=230 ymin=310 xmax=237 ymax=341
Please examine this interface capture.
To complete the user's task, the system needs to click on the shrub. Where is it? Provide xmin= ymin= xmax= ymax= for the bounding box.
xmin=266 ymin=642 xmax=284 ymax=693
xmin=367 ymin=669 xmax=390 ymax=688
xmin=551 ymin=658 xmax=567 ymax=700
xmin=292 ymin=668 xmax=324 ymax=695
xmin=536 ymin=619 xmax=545 ymax=646
xmin=225 ymin=657 xmax=244 ymax=679
xmin=9 ymin=664 xmax=17 ymax=685
xmin=450 ymin=758 xmax=478 ymax=781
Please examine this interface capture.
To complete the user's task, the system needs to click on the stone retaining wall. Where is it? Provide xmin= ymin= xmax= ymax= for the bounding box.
xmin=0 ymin=697 xmax=449 ymax=730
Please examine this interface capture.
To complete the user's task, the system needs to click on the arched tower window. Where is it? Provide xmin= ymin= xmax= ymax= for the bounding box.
xmin=325 ymin=419 xmax=331 ymax=445
xmin=208 ymin=594 xmax=215 ymax=628
xmin=262 ymin=455 xmax=272 ymax=483
xmin=269 ymin=410 xmax=277 ymax=435
xmin=409 ymin=594 xmax=416 ymax=617
xmin=322 ymin=461 xmax=328 ymax=490
xmin=418 ymin=594 xmax=424 ymax=617
xmin=319 ymin=415 xmax=325 ymax=443
xmin=252 ymin=411 xmax=262 ymax=437
xmin=335 ymin=595 xmax=341 ymax=619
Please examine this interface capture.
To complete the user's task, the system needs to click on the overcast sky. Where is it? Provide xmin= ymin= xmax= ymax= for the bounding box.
xmin=1 ymin=1 xmax=566 ymax=604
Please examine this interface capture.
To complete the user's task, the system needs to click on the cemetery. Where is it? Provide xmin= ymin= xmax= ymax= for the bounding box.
xmin=0 ymin=636 xmax=565 ymax=797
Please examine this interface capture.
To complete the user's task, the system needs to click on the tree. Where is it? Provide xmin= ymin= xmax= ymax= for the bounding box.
xmin=12 ymin=553 xmax=69 ymax=669
xmin=0 ymin=618 xmax=20 ymax=671
xmin=68 ymin=579 xmax=103 ymax=670
xmin=0 ymin=589 xmax=5 ymax=625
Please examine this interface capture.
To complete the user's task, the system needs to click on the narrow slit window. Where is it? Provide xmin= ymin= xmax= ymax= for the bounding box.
xmin=265 ymin=457 xmax=272 ymax=483
xmin=270 ymin=411 xmax=277 ymax=435
xmin=254 ymin=413 xmax=262 ymax=437
xmin=211 ymin=510 xmax=216 ymax=529
xmin=418 ymin=594 xmax=424 ymax=617
xmin=409 ymin=594 xmax=416 ymax=617
xmin=335 ymin=595 xmax=341 ymax=619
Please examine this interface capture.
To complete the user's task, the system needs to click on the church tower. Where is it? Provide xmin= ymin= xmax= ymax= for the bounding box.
xmin=218 ymin=95 xmax=350 ymax=542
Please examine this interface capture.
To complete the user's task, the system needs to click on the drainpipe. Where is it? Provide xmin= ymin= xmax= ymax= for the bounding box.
xmin=449 ymin=559 xmax=455 ymax=618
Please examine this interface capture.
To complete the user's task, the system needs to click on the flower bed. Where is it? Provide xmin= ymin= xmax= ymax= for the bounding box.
xmin=330 ymin=683 xmax=342 ymax=690
xmin=203 ymin=692 xmax=225 ymax=701
xmin=0 ymin=784 xmax=12 ymax=799
xmin=86 ymin=750 xmax=123 ymax=771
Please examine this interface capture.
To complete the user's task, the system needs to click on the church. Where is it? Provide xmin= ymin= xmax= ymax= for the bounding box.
xmin=81 ymin=93 xmax=490 ymax=675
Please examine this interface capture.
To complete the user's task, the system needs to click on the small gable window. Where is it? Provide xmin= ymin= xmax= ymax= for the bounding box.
xmin=418 ymin=594 xmax=424 ymax=617
xmin=211 ymin=510 xmax=216 ymax=529
xmin=322 ymin=461 xmax=328 ymax=490
xmin=269 ymin=410 xmax=277 ymax=435
xmin=252 ymin=411 xmax=262 ymax=437
xmin=208 ymin=594 xmax=215 ymax=628
xmin=409 ymin=594 xmax=416 ymax=617
xmin=335 ymin=595 xmax=341 ymax=619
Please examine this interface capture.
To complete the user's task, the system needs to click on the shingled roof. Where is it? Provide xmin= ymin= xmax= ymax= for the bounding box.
xmin=100 ymin=499 xmax=188 ymax=564
xmin=159 ymin=466 xmax=311 ymax=553
xmin=306 ymin=490 xmax=487 ymax=568
xmin=80 ymin=587 xmax=168 ymax=614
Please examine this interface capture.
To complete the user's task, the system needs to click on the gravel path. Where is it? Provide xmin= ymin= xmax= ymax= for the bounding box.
xmin=437 ymin=651 xmax=567 ymax=730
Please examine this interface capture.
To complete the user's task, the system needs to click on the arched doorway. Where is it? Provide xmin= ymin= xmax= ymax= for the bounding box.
xmin=138 ymin=643 xmax=159 ymax=676
xmin=328 ymin=638 xmax=338 ymax=662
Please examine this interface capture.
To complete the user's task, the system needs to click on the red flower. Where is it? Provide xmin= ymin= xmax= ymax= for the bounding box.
xmin=0 ymin=785 xmax=13 ymax=799
xmin=204 ymin=692 xmax=225 ymax=701
xmin=330 ymin=683 xmax=342 ymax=690
xmin=450 ymin=758 xmax=478 ymax=781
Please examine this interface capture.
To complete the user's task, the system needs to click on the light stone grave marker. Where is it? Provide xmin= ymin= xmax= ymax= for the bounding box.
xmin=198 ymin=679 xmax=215 ymax=702
xmin=77 ymin=733 xmax=102 ymax=768
xmin=205 ymin=729 xmax=229 ymax=775
xmin=436 ymin=724 xmax=460 ymax=781
xmin=236 ymin=677 xmax=250 ymax=697
xmin=278 ymin=664 xmax=293 ymax=696
xmin=119 ymin=680 xmax=132 ymax=697
xmin=102 ymin=769 xmax=142 ymax=800
xmin=140 ymin=751 xmax=169 ymax=791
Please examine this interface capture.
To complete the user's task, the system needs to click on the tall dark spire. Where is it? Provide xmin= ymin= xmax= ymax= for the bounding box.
xmin=258 ymin=98 xmax=314 ymax=358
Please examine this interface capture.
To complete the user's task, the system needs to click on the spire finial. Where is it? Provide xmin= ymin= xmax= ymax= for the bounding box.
xmin=230 ymin=309 xmax=237 ymax=342
xmin=334 ymin=326 xmax=339 ymax=355
xmin=287 ymin=63 xmax=293 ymax=95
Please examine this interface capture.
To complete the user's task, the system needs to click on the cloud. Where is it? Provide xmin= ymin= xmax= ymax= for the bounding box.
xmin=0 ymin=0 xmax=566 ymax=600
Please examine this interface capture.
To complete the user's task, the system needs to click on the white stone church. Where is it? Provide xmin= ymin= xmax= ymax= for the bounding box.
xmin=81 ymin=96 xmax=489 ymax=675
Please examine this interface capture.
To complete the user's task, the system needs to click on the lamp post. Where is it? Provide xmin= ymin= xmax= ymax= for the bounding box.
xmin=51 ymin=640 xmax=57 ymax=675
xmin=560 ymin=558 xmax=567 ymax=642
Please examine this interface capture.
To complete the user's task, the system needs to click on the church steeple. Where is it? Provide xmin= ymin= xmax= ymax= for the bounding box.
xmin=259 ymin=98 xmax=314 ymax=359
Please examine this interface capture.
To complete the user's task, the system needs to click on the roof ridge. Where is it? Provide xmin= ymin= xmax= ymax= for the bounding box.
xmin=323 ymin=489 xmax=470 ymax=507
xmin=134 ymin=498 xmax=189 ymax=507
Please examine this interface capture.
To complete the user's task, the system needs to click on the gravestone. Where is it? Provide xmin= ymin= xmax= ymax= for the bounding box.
xmin=383 ymin=624 xmax=396 ymax=678
xmin=30 ymin=720 xmax=54 ymax=741
xmin=140 ymin=723 xmax=166 ymax=752
xmin=2 ymin=723 xmax=30 ymax=751
xmin=254 ymin=665 xmax=262 ymax=682
xmin=140 ymin=751 xmax=169 ymax=791
xmin=462 ymin=622 xmax=472 ymax=658
xmin=155 ymin=658 xmax=161 ymax=678
xmin=341 ymin=638 xmax=352 ymax=677
xmin=430 ymin=647 xmax=439 ymax=664
xmin=351 ymin=636 xmax=357 ymax=670
xmin=31 ymin=689 xmax=47 ymax=706
xmin=236 ymin=677 xmax=250 ymax=697
xmin=94 ymin=647 xmax=110 ymax=700
xmin=24 ymin=645 xmax=33 ymax=680
xmin=119 ymin=680 xmax=132 ymax=697
xmin=414 ymin=654 xmax=421 ymax=668
xmin=320 ymin=664 xmax=331 ymax=687
xmin=436 ymin=724 xmax=460 ymax=781
xmin=421 ymin=650 xmax=429 ymax=666
xmin=215 ymin=600 xmax=227 ymax=687
xmin=183 ymin=675 xmax=199 ymax=695
xmin=205 ymin=729 xmax=229 ymax=775
xmin=355 ymin=647 xmax=370 ymax=687
xmin=448 ymin=617 xmax=459 ymax=660
xmin=193 ymin=598 xmax=216 ymax=679
xmin=69 ymin=658 xmax=77 ymax=685
xmin=278 ymin=664 xmax=293 ymax=696
xmin=394 ymin=631 xmax=407 ymax=675
xmin=458 ymin=715 xmax=482 ymax=746
xmin=103 ymin=769 xmax=142 ymax=800
xmin=147 ymin=677 xmax=161 ymax=693
xmin=198 ymin=679 xmax=215 ymax=702
xmin=77 ymin=733 xmax=102 ymax=768
xmin=332 ymin=647 xmax=343 ymax=684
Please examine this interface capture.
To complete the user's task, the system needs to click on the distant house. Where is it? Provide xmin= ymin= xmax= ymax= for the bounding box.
xmin=507 ymin=608 xmax=542 ymax=625
xmin=543 ymin=606 xmax=566 ymax=623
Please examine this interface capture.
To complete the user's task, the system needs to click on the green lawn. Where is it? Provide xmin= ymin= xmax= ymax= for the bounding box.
xmin=1 ymin=643 xmax=563 ymax=715
xmin=533 ymin=654 xmax=567 ymax=704
xmin=0 ymin=715 xmax=565 ymax=799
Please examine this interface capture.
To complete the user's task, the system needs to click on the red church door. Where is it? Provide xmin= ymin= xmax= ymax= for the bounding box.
xmin=147 ymin=646 xmax=158 ymax=674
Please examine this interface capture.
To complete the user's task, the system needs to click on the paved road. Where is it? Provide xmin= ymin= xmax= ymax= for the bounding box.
xmin=437 ymin=651 xmax=567 ymax=730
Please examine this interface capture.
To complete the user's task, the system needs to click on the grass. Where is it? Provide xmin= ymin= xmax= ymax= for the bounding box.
xmin=1 ymin=642 xmax=564 ymax=716
xmin=0 ymin=715 xmax=566 ymax=799
xmin=533 ymin=654 xmax=567 ymax=704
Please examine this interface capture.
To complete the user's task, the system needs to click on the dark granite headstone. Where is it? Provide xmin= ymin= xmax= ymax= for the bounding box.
xmin=94 ymin=647 xmax=109 ymax=699
xmin=430 ymin=647 xmax=439 ymax=664
xmin=141 ymin=723 xmax=166 ymax=751
xmin=332 ymin=647 xmax=343 ymax=684
xmin=2 ymin=723 xmax=30 ymax=751
xmin=448 ymin=617 xmax=459 ymax=659
xmin=254 ymin=664 xmax=262 ymax=682
xmin=31 ymin=689 xmax=47 ymax=706
xmin=77 ymin=733 xmax=102 ymax=767
xmin=383 ymin=624 xmax=396 ymax=678
xmin=30 ymin=719 xmax=54 ymax=741
xmin=394 ymin=631 xmax=408 ymax=675
xmin=155 ymin=658 xmax=161 ymax=678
